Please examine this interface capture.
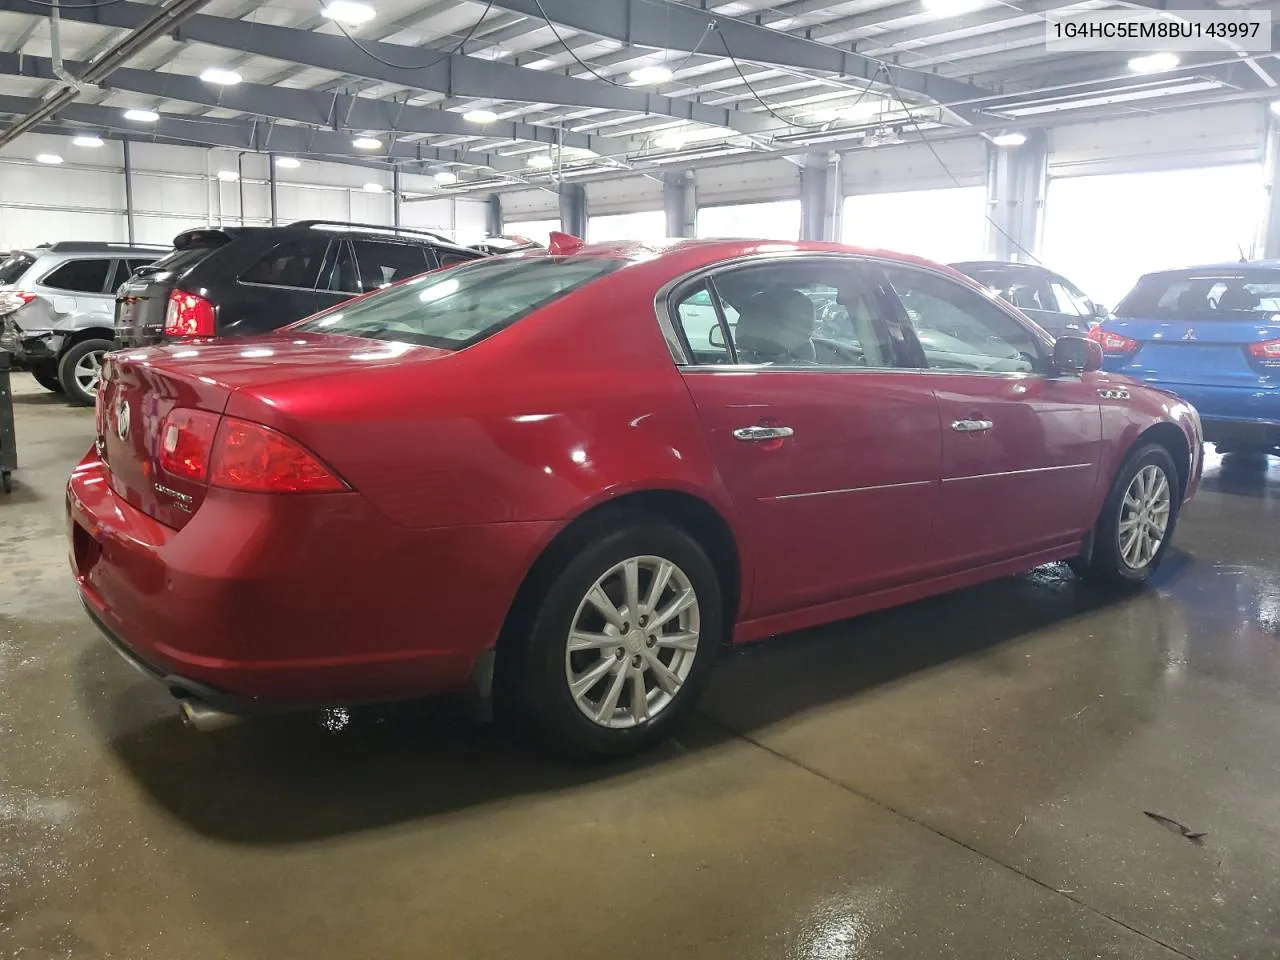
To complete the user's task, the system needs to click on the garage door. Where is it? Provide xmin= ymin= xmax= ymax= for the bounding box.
xmin=697 ymin=200 xmax=802 ymax=240
xmin=842 ymin=186 xmax=988 ymax=264
xmin=1041 ymin=164 xmax=1266 ymax=310
xmin=505 ymin=218 xmax=561 ymax=245
xmin=589 ymin=210 xmax=666 ymax=242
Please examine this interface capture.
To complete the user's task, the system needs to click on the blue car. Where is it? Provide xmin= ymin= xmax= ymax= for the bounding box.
xmin=1090 ymin=263 xmax=1280 ymax=455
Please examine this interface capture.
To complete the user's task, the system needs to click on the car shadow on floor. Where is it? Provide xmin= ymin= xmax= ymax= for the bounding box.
xmin=1198 ymin=452 xmax=1279 ymax=499
xmin=82 ymin=560 xmax=1172 ymax=846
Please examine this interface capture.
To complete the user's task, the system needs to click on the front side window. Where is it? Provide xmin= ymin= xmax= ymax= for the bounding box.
xmin=960 ymin=266 xmax=1053 ymax=314
xmin=294 ymin=256 xmax=625 ymax=350
xmin=350 ymin=240 xmax=431 ymax=292
xmin=240 ymin=237 xmax=330 ymax=289
xmin=671 ymin=259 xmax=895 ymax=368
xmin=883 ymin=266 xmax=1044 ymax=374
xmin=41 ymin=258 xmax=113 ymax=294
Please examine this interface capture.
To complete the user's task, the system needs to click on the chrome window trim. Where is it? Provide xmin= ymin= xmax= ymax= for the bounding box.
xmin=653 ymin=250 xmax=1053 ymax=376
xmin=236 ymin=279 xmax=326 ymax=294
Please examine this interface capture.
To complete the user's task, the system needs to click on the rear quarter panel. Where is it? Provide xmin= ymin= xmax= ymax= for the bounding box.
xmin=224 ymin=257 xmax=741 ymax=534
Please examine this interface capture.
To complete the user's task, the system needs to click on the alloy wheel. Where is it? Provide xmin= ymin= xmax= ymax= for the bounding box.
xmin=73 ymin=350 xmax=104 ymax=397
xmin=564 ymin=555 xmax=700 ymax=729
xmin=1118 ymin=463 xmax=1172 ymax=569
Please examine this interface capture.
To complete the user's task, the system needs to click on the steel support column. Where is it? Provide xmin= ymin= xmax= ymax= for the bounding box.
xmin=122 ymin=137 xmax=135 ymax=244
xmin=1261 ymin=113 xmax=1280 ymax=259
xmin=393 ymin=167 xmax=402 ymax=229
xmin=268 ymin=153 xmax=278 ymax=226
xmin=486 ymin=194 xmax=503 ymax=237
xmin=800 ymin=153 xmax=840 ymax=242
xmin=984 ymin=130 xmax=1048 ymax=261
xmin=558 ymin=182 xmax=587 ymax=239
xmin=663 ymin=171 xmax=696 ymax=238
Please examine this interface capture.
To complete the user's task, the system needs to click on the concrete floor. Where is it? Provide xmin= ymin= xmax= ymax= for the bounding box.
xmin=3 ymin=373 xmax=1279 ymax=960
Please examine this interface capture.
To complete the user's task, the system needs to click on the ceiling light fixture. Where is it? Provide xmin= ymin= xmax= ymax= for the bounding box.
xmin=363 ymin=182 xmax=384 ymax=192
xmin=1128 ymin=52 xmax=1179 ymax=74
xmin=72 ymin=135 xmax=104 ymax=148
xmin=123 ymin=108 xmax=159 ymax=122
xmin=463 ymin=108 xmax=498 ymax=124
xmin=434 ymin=171 xmax=459 ymax=184
xmin=216 ymin=169 xmax=240 ymax=182
xmin=36 ymin=153 xmax=63 ymax=165
xmin=352 ymin=136 xmax=383 ymax=149
xmin=200 ymin=67 xmax=242 ymax=86
xmin=990 ymin=131 xmax=1028 ymax=147
xmin=321 ymin=1 xmax=375 ymax=26
xmin=527 ymin=154 xmax=553 ymax=168
xmin=275 ymin=156 xmax=301 ymax=169
xmin=630 ymin=65 xmax=673 ymax=85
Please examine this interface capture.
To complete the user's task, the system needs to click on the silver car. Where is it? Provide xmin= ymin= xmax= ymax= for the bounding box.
xmin=0 ymin=242 xmax=167 ymax=405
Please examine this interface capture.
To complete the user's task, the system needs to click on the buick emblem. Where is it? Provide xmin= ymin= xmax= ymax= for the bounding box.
xmin=114 ymin=396 xmax=131 ymax=442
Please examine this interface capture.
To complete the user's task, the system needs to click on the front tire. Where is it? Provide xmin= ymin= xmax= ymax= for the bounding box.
xmin=513 ymin=522 xmax=723 ymax=761
xmin=58 ymin=338 xmax=113 ymax=407
xmin=1073 ymin=443 xmax=1179 ymax=586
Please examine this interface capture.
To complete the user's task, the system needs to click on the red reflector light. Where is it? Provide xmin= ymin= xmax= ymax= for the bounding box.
xmin=211 ymin=419 xmax=346 ymax=493
xmin=163 ymin=289 xmax=216 ymax=337
xmin=1088 ymin=326 xmax=1138 ymax=354
xmin=158 ymin=409 xmax=220 ymax=481
xmin=1248 ymin=338 xmax=1280 ymax=359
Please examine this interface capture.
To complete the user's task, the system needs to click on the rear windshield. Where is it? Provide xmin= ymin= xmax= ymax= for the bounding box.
xmin=1116 ymin=272 xmax=1280 ymax=318
xmin=294 ymin=255 xmax=626 ymax=349
xmin=0 ymin=252 xmax=35 ymax=285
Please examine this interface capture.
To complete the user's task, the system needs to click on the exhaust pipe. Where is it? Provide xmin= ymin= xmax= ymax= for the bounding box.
xmin=178 ymin=699 xmax=243 ymax=732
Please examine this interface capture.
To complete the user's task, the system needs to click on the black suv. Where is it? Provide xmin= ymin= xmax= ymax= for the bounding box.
xmin=949 ymin=260 xmax=1107 ymax=339
xmin=115 ymin=220 xmax=485 ymax=347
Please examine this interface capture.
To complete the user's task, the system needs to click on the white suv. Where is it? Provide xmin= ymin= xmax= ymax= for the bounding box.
xmin=0 ymin=241 xmax=167 ymax=405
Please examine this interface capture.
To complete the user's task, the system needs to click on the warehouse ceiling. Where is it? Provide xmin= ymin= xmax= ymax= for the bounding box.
xmin=0 ymin=0 xmax=1278 ymax=193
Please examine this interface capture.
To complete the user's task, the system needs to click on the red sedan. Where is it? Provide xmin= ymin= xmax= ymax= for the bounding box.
xmin=68 ymin=238 xmax=1203 ymax=758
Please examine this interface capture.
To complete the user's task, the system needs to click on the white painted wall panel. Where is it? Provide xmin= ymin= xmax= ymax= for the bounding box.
xmin=842 ymin=138 xmax=986 ymax=194
xmin=586 ymin=175 xmax=662 ymax=215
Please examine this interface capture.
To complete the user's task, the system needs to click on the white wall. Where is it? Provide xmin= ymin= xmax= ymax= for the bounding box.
xmin=0 ymin=131 xmax=489 ymax=251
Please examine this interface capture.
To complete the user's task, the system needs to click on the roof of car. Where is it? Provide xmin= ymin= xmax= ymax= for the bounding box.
xmin=949 ymin=259 xmax=1048 ymax=272
xmin=1136 ymin=261 xmax=1280 ymax=278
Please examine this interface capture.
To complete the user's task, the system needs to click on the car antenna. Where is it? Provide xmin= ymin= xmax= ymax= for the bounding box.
xmin=1238 ymin=242 xmax=1248 ymax=263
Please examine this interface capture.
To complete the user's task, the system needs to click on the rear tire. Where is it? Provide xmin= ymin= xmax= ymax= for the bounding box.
xmin=30 ymin=363 xmax=63 ymax=393
xmin=1073 ymin=443 xmax=1180 ymax=587
xmin=512 ymin=521 xmax=722 ymax=761
xmin=57 ymin=339 xmax=113 ymax=407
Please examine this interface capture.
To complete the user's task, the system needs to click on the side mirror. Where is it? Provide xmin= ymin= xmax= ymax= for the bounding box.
xmin=708 ymin=325 xmax=726 ymax=348
xmin=1053 ymin=335 xmax=1103 ymax=376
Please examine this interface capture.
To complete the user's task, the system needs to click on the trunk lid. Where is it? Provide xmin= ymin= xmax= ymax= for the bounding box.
xmin=1106 ymin=313 xmax=1280 ymax=388
xmin=99 ymin=333 xmax=450 ymax=528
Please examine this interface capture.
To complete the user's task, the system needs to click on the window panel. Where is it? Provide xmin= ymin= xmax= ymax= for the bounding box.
xmin=696 ymin=200 xmax=802 ymax=241
xmin=41 ymin=258 xmax=112 ymax=294
xmin=842 ymin=187 xmax=987 ymax=264
xmin=589 ymin=210 xmax=665 ymax=242
xmin=350 ymin=240 xmax=431 ymax=292
xmin=882 ymin=265 xmax=1044 ymax=374
xmin=240 ymin=237 xmax=330 ymax=289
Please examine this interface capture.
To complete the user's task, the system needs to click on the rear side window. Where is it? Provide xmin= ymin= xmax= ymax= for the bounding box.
xmin=0 ymin=252 xmax=34 ymax=284
xmin=295 ymin=256 xmax=625 ymax=350
xmin=1116 ymin=272 xmax=1280 ymax=318
xmin=960 ymin=266 xmax=1053 ymax=313
xmin=150 ymin=246 xmax=219 ymax=277
xmin=350 ymin=240 xmax=431 ymax=291
xmin=41 ymin=258 xmax=112 ymax=293
xmin=438 ymin=250 xmax=481 ymax=268
xmin=240 ymin=236 xmax=330 ymax=289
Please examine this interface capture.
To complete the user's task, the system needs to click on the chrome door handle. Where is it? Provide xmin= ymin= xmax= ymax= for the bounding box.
xmin=951 ymin=419 xmax=994 ymax=433
xmin=733 ymin=425 xmax=795 ymax=442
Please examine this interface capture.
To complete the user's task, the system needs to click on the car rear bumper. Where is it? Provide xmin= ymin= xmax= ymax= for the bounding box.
xmin=0 ymin=325 xmax=60 ymax=364
xmin=67 ymin=449 xmax=554 ymax=708
xmin=1200 ymin=417 xmax=1280 ymax=449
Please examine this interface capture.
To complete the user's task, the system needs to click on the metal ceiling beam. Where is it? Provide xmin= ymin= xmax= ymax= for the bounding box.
xmin=0 ymin=52 xmax=645 ymax=160
xmin=0 ymin=0 xmax=777 ymax=135
xmin=0 ymin=93 xmax=545 ymax=175
xmin=483 ymin=0 xmax=994 ymax=107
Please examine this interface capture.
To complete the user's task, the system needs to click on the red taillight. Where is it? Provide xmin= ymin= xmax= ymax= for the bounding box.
xmin=1088 ymin=326 xmax=1138 ymax=354
xmin=158 ymin=410 xmax=346 ymax=492
xmin=163 ymin=289 xmax=216 ymax=337
xmin=1248 ymin=338 xmax=1280 ymax=360
xmin=15 ymin=291 xmax=36 ymax=306
xmin=158 ymin=409 xmax=220 ymax=481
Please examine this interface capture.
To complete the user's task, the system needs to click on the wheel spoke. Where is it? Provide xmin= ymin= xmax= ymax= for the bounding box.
xmin=649 ymin=588 xmax=696 ymax=631
xmin=595 ymin=667 xmax=628 ymax=722
xmin=643 ymin=560 xmax=674 ymax=614
xmin=655 ymin=630 xmax=698 ymax=652
xmin=1152 ymin=472 xmax=1169 ymax=504
xmin=1123 ymin=494 xmax=1141 ymax=512
xmin=622 ymin=558 xmax=640 ymax=620
xmin=568 ymin=631 xmax=614 ymax=652
xmin=644 ymin=652 xmax=682 ymax=695
xmin=629 ymin=673 xmax=649 ymax=723
xmin=586 ymin=585 xmax=625 ymax=630
xmin=570 ymin=657 xmax=617 ymax=701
